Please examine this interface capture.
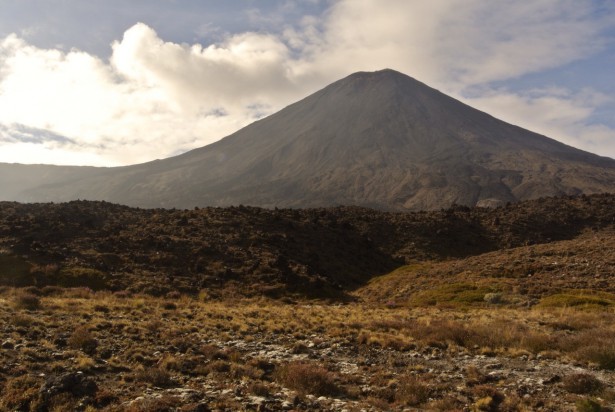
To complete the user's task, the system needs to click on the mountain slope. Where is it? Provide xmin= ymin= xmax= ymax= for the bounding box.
xmin=0 ymin=163 xmax=104 ymax=201
xmin=5 ymin=69 xmax=615 ymax=210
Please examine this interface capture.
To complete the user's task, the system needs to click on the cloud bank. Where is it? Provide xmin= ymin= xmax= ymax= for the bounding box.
xmin=0 ymin=0 xmax=613 ymax=165
xmin=0 ymin=25 xmax=306 ymax=165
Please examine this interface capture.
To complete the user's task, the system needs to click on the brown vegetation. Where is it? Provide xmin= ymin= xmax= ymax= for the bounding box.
xmin=0 ymin=194 xmax=614 ymax=410
xmin=1 ymin=194 xmax=614 ymax=300
xmin=0 ymin=288 xmax=613 ymax=410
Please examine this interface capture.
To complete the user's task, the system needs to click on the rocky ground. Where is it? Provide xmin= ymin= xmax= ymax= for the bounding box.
xmin=1 ymin=291 xmax=614 ymax=411
xmin=1 ymin=194 xmax=614 ymax=299
xmin=1 ymin=194 xmax=615 ymax=410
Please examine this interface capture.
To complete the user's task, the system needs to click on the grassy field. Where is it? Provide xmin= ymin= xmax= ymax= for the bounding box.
xmin=1 ymin=286 xmax=614 ymax=411
xmin=1 ymin=196 xmax=615 ymax=410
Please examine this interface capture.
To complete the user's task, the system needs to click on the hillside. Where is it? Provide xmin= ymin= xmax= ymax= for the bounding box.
xmin=2 ymin=69 xmax=615 ymax=210
xmin=1 ymin=194 xmax=614 ymax=299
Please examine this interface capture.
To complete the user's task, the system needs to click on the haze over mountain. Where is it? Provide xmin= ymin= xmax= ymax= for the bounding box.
xmin=2 ymin=69 xmax=615 ymax=210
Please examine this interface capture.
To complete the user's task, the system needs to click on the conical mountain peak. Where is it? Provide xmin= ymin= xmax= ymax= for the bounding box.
xmin=313 ymin=68 xmax=439 ymax=106
xmin=336 ymin=68 xmax=425 ymax=88
xmin=4 ymin=70 xmax=615 ymax=210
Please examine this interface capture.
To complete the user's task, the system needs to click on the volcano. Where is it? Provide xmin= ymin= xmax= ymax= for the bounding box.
xmin=3 ymin=69 xmax=615 ymax=210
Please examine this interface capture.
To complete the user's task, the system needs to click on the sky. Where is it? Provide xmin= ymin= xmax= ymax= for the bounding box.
xmin=0 ymin=0 xmax=614 ymax=166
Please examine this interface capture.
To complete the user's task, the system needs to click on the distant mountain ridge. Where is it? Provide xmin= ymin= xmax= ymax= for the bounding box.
xmin=2 ymin=69 xmax=615 ymax=210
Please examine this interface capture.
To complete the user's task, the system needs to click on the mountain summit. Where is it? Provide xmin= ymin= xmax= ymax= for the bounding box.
xmin=4 ymin=69 xmax=615 ymax=209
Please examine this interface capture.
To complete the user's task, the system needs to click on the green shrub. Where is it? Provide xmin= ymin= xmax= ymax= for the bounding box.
xmin=538 ymin=292 xmax=615 ymax=309
xmin=410 ymin=283 xmax=498 ymax=307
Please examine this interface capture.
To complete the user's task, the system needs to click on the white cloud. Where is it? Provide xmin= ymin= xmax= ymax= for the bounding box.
xmin=0 ymin=24 xmax=310 ymax=166
xmin=0 ymin=1 xmax=613 ymax=166
xmin=110 ymin=23 xmax=304 ymax=110
xmin=464 ymin=88 xmax=615 ymax=156
xmin=291 ymin=0 xmax=610 ymax=90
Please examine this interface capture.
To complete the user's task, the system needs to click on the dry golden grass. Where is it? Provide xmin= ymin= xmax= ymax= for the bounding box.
xmin=274 ymin=361 xmax=341 ymax=397
xmin=0 ymin=287 xmax=614 ymax=410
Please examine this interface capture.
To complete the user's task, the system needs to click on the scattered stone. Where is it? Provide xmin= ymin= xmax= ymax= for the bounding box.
xmin=40 ymin=372 xmax=97 ymax=398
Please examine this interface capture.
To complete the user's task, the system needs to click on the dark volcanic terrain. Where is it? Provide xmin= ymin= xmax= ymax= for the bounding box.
xmin=1 ymin=196 xmax=615 ymax=411
xmin=1 ymin=194 xmax=614 ymax=299
xmin=2 ymin=69 xmax=615 ymax=210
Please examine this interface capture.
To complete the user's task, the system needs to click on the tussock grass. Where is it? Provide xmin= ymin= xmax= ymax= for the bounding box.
xmin=1 ymin=286 xmax=614 ymax=410
xmin=275 ymin=361 xmax=341 ymax=397
xmin=12 ymin=291 xmax=41 ymax=310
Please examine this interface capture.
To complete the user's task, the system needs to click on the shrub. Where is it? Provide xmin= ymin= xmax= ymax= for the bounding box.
xmin=563 ymin=373 xmax=604 ymax=394
xmin=395 ymin=376 xmax=432 ymax=406
xmin=40 ymin=285 xmax=63 ymax=296
xmin=410 ymin=283 xmax=497 ymax=307
xmin=22 ymin=286 xmax=42 ymax=296
xmin=470 ymin=385 xmax=505 ymax=412
xmin=291 ymin=342 xmax=310 ymax=354
xmin=199 ymin=344 xmax=227 ymax=360
xmin=64 ymin=287 xmax=94 ymax=299
xmin=465 ymin=366 xmax=488 ymax=386
xmin=575 ymin=398 xmax=603 ymax=412
xmin=579 ymin=344 xmax=615 ymax=370
xmin=57 ymin=267 xmax=108 ymax=290
xmin=483 ymin=293 xmax=503 ymax=304
xmin=0 ymin=375 xmax=41 ymax=411
xmin=11 ymin=313 xmax=35 ymax=327
xmin=136 ymin=367 xmax=173 ymax=388
xmin=0 ymin=255 xmax=32 ymax=286
xmin=113 ymin=290 xmax=131 ymax=299
xmin=75 ymin=355 xmax=96 ymax=371
xmin=203 ymin=360 xmax=231 ymax=374
xmin=93 ymin=389 xmax=119 ymax=408
xmin=520 ymin=332 xmax=556 ymax=354
xmin=39 ymin=392 xmax=80 ymax=412
xmin=165 ymin=291 xmax=181 ymax=300
xmin=247 ymin=382 xmax=270 ymax=397
xmin=68 ymin=326 xmax=98 ymax=355
xmin=13 ymin=292 xmax=41 ymax=310
xmin=275 ymin=361 xmax=340 ymax=396
xmin=538 ymin=292 xmax=615 ymax=309
xmin=231 ymin=364 xmax=263 ymax=380
xmin=410 ymin=319 xmax=476 ymax=347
